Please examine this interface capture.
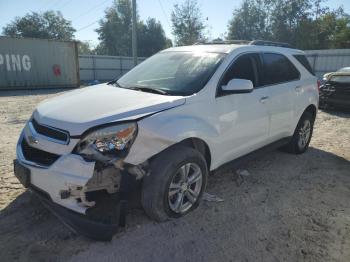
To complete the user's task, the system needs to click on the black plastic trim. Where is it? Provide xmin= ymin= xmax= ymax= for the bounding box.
xmin=219 ymin=89 xmax=254 ymax=95
xmin=30 ymin=186 xmax=119 ymax=241
xmin=21 ymin=139 xmax=60 ymax=166
xmin=32 ymin=118 xmax=70 ymax=143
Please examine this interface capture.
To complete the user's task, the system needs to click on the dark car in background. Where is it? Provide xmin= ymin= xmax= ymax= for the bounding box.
xmin=320 ymin=67 xmax=350 ymax=111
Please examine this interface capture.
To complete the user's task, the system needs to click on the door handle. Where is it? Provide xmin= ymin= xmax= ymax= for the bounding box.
xmin=295 ymin=85 xmax=302 ymax=91
xmin=259 ymin=96 xmax=269 ymax=103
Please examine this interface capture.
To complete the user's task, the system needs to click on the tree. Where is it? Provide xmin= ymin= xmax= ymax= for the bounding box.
xmin=78 ymin=41 xmax=95 ymax=55
xmin=226 ymin=0 xmax=350 ymax=49
xmin=227 ymin=0 xmax=271 ymax=40
xmin=96 ymin=0 xmax=132 ymax=56
xmin=269 ymin=0 xmax=313 ymax=44
xmin=138 ymin=18 xmax=173 ymax=57
xmin=317 ymin=8 xmax=350 ymax=48
xmin=171 ymin=0 xmax=206 ymax=46
xmin=2 ymin=11 xmax=75 ymax=40
xmin=95 ymin=0 xmax=171 ymax=56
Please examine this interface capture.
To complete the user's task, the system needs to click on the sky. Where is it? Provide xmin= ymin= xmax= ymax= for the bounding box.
xmin=1 ymin=0 xmax=350 ymax=47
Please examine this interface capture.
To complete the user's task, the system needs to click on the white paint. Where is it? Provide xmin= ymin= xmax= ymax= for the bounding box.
xmin=16 ymin=43 xmax=318 ymax=213
xmin=22 ymin=55 xmax=31 ymax=71
xmin=125 ymin=45 xmax=318 ymax=170
xmin=11 ymin=54 xmax=21 ymax=71
xmin=34 ymin=84 xmax=185 ymax=136
xmin=0 ymin=53 xmax=31 ymax=71
xmin=17 ymin=132 xmax=95 ymax=214
xmin=5 ymin=54 xmax=11 ymax=71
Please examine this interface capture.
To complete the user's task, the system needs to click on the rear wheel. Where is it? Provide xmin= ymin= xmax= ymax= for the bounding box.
xmin=283 ymin=111 xmax=315 ymax=154
xmin=141 ymin=145 xmax=208 ymax=222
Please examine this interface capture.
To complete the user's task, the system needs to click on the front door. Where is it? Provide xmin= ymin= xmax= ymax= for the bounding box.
xmin=214 ymin=53 xmax=270 ymax=166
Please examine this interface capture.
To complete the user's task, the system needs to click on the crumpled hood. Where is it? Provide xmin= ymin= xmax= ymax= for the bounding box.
xmin=33 ymin=84 xmax=186 ymax=136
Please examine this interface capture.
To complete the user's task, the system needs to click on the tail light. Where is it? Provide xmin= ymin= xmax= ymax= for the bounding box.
xmin=317 ymin=80 xmax=321 ymax=92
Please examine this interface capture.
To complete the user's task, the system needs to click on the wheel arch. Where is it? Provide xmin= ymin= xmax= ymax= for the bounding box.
xmin=177 ymin=138 xmax=212 ymax=169
xmin=293 ymin=103 xmax=317 ymax=133
xmin=148 ymin=137 xmax=212 ymax=170
xmin=303 ymin=104 xmax=317 ymax=121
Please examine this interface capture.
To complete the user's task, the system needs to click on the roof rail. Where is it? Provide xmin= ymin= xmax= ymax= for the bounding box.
xmin=249 ymin=40 xmax=293 ymax=48
xmin=193 ymin=39 xmax=294 ymax=48
xmin=194 ymin=40 xmax=251 ymax=45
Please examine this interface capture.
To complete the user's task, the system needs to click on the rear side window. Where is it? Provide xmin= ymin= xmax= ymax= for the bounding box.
xmin=262 ymin=53 xmax=300 ymax=86
xmin=293 ymin=55 xmax=314 ymax=75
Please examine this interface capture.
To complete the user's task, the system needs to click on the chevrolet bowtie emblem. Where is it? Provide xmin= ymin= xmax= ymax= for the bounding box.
xmin=28 ymin=135 xmax=38 ymax=145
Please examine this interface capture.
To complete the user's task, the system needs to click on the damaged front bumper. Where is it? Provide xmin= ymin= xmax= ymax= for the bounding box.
xmin=15 ymin=122 xmax=144 ymax=240
xmin=14 ymin=157 xmax=139 ymax=241
xmin=29 ymin=182 xmax=120 ymax=241
xmin=17 ymin=134 xmax=98 ymax=214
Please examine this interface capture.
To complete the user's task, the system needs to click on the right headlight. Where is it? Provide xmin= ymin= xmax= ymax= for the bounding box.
xmin=76 ymin=122 xmax=138 ymax=161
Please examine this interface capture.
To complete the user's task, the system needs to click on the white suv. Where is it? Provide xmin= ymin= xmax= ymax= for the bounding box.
xmin=14 ymin=41 xmax=319 ymax=239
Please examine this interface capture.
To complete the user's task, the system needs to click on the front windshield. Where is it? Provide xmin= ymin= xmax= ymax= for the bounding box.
xmin=117 ymin=51 xmax=225 ymax=96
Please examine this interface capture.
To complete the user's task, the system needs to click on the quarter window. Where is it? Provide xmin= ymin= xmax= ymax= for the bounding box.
xmin=262 ymin=53 xmax=300 ymax=85
xmin=293 ymin=55 xmax=314 ymax=75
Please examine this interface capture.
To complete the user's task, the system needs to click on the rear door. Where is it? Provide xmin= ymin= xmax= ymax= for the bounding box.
xmin=260 ymin=53 xmax=301 ymax=140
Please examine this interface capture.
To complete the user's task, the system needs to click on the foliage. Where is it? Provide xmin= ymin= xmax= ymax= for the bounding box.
xmin=227 ymin=0 xmax=270 ymax=40
xmin=2 ymin=11 xmax=75 ymax=40
xmin=227 ymin=0 xmax=350 ymax=49
xmin=171 ymin=0 xmax=206 ymax=46
xmin=78 ymin=41 xmax=96 ymax=55
xmin=316 ymin=8 xmax=350 ymax=49
xmin=95 ymin=0 xmax=171 ymax=56
xmin=138 ymin=18 xmax=173 ymax=57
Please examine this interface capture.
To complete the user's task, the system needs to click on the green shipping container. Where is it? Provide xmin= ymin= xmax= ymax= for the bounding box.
xmin=0 ymin=36 xmax=79 ymax=89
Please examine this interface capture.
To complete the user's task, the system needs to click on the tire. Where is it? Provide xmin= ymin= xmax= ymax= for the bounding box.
xmin=283 ymin=111 xmax=315 ymax=154
xmin=141 ymin=145 xmax=208 ymax=222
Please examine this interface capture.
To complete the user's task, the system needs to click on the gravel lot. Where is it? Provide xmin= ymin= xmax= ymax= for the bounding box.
xmin=0 ymin=89 xmax=349 ymax=262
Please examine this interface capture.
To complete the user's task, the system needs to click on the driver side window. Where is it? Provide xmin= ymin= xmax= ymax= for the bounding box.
xmin=220 ymin=53 xmax=260 ymax=88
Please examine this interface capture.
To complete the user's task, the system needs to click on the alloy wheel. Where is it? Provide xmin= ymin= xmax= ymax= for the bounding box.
xmin=168 ymin=162 xmax=203 ymax=214
xmin=298 ymin=119 xmax=311 ymax=150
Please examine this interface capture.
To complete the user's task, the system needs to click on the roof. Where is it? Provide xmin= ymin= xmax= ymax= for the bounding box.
xmin=163 ymin=44 xmax=240 ymax=54
xmin=163 ymin=44 xmax=304 ymax=55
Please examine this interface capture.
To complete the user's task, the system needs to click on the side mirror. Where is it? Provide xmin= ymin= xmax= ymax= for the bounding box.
xmin=221 ymin=79 xmax=254 ymax=93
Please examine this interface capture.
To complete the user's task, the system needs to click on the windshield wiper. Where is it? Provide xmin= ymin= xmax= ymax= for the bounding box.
xmin=109 ymin=81 xmax=169 ymax=95
xmin=108 ymin=80 xmax=124 ymax=88
xmin=129 ymin=86 xmax=169 ymax=95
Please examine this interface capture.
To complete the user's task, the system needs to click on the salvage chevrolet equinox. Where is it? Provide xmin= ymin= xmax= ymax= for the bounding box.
xmin=14 ymin=40 xmax=319 ymax=240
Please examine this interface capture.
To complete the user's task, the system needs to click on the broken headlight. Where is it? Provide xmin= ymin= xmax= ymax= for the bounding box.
xmin=76 ymin=122 xmax=137 ymax=161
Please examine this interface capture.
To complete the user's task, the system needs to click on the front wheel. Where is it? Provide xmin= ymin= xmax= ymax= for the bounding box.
xmin=141 ymin=145 xmax=208 ymax=222
xmin=283 ymin=111 xmax=315 ymax=154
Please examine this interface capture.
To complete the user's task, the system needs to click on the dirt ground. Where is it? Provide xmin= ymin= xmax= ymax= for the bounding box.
xmin=0 ymin=89 xmax=349 ymax=262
